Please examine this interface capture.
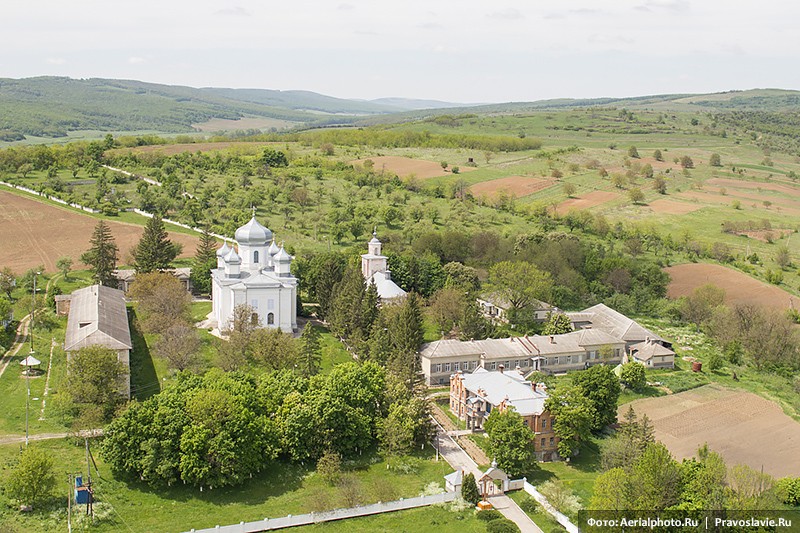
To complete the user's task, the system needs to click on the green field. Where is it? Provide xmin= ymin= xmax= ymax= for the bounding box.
xmin=0 ymin=439 xmax=455 ymax=533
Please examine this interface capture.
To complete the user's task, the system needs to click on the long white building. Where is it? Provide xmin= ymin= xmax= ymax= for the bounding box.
xmin=211 ymin=216 xmax=298 ymax=333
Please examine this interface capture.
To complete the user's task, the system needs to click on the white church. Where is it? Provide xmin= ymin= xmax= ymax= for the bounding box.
xmin=361 ymin=231 xmax=407 ymax=303
xmin=211 ymin=216 xmax=298 ymax=333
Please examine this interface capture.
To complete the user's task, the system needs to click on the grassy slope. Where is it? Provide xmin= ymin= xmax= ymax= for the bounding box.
xmin=0 ymin=440 xmax=455 ymax=533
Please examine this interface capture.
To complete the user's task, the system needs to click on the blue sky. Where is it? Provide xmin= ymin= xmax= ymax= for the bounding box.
xmin=2 ymin=0 xmax=797 ymax=102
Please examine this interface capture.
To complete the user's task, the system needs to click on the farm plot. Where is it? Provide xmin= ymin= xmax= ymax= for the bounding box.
xmin=554 ymin=190 xmax=619 ymax=214
xmin=665 ymin=263 xmax=798 ymax=311
xmin=0 ymin=191 xmax=198 ymax=272
xmin=621 ymin=384 xmax=800 ymax=477
xmin=107 ymin=141 xmax=277 ymax=156
xmin=469 ymin=176 xmax=552 ymax=199
xmin=706 ymin=177 xmax=800 ymax=197
xmin=647 ymin=199 xmax=705 ymax=215
xmin=350 ymin=156 xmax=476 ymax=180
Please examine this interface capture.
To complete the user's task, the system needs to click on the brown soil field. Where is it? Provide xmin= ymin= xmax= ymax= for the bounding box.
xmin=350 ymin=156 xmax=477 ymax=180
xmin=706 ymin=177 xmax=800 ymax=197
xmin=192 ymin=117 xmax=296 ymax=132
xmin=647 ymin=199 xmax=705 ymax=215
xmin=677 ymin=190 xmax=800 ymax=216
xmin=737 ymin=229 xmax=793 ymax=242
xmin=469 ymin=176 xmax=552 ymax=199
xmin=107 ymin=142 xmax=277 ymax=157
xmin=621 ymin=384 xmax=800 ymax=477
xmin=554 ymin=190 xmax=619 ymax=214
xmin=0 ymin=191 xmax=199 ymax=273
xmin=665 ymin=263 xmax=798 ymax=311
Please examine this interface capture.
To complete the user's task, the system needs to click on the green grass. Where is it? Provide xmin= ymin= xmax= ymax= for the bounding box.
xmin=0 ymin=440 xmax=455 ymax=533
xmin=291 ymin=504 xmax=486 ymax=532
xmin=0 ymin=321 xmax=69 ymax=436
xmin=508 ymin=491 xmax=567 ymax=533
xmin=434 ymin=399 xmax=466 ymax=430
xmin=189 ymin=301 xmax=212 ymax=323
xmin=318 ymin=326 xmax=355 ymax=373
xmin=527 ymin=437 xmax=602 ymax=506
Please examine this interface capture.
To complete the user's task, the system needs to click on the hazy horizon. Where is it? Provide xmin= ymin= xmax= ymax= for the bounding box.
xmin=3 ymin=1 xmax=798 ymax=103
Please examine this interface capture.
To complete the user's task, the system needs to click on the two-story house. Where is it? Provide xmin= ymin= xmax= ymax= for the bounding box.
xmin=450 ymin=367 xmax=560 ymax=461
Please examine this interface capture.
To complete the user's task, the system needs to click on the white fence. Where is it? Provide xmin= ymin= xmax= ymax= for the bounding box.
xmin=0 ymin=180 xmax=230 ymax=241
xmin=523 ymin=481 xmax=578 ymax=533
xmin=0 ymin=181 xmax=99 ymax=213
xmin=185 ymin=492 xmax=457 ymax=533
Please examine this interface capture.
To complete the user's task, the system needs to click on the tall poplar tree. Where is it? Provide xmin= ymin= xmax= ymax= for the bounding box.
xmin=81 ymin=220 xmax=119 ymax=286
xmin=133 ymin=215 xmax=182 ymax=273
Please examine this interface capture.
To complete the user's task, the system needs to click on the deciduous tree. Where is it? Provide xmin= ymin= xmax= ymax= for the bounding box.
xmin=484 ymin=408 xmax=537 ymax=478
xmin=5 ymin=446 xmax=56 ymax=509
xmin=545 ymin=385 xmax=594 ymax=459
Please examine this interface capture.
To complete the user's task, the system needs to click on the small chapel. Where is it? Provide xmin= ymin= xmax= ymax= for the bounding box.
xmin=211 ymin=216 xmax=298 ymax=333
xmin=361 ymin=231 xmax=406 ymax=303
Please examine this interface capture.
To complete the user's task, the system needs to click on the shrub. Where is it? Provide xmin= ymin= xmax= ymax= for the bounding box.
xmin=486 ymin=518 xmax=521 ymax=533
xmin=776 ymin=477 xmax=800 ymax=505
xmin=476 ymin=509 xmax=503 ymax=521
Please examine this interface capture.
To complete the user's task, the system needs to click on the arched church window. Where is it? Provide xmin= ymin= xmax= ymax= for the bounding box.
xmin=250 ymin=313 xmax=259 ymax=325
xmin=254 ymin=251 xmax=259 ymax=263
xmin=267 ymin=312 xmax=275 ymax=325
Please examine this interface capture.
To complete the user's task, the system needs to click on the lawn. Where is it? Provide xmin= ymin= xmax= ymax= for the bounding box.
xmin=526 ymin=437 xmax=602 ymax=507
xmin=0 ymin=440 xmax=456 ymax=533
xmin=508 ymin=491 xmax=567 ymax=533
xmin=292 ymin=504 xmax=486 ymax=533
xmin=0 ymin=321 xmax=70 ymax=436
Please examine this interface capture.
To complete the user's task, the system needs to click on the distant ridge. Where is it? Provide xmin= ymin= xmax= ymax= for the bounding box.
xmin=0 ymin=76 xmax=798 ymax=142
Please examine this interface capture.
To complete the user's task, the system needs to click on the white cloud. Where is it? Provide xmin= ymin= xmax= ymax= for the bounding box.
xmin=128 ymin=56 xmax=146 ymax=64
xmin=215 ymin=6 xmax=250 ymax=16
xmin=46 ymin=57 xmax=66 ymax=65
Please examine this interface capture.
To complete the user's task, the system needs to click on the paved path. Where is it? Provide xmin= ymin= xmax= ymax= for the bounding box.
xmin=433 ymin=418 xmax=542 ymax=533
xmin=0 ymin=428 xmax=103 ymax=445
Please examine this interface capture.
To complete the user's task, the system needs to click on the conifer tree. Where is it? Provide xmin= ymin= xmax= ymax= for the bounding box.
xmin=362 ymin=281 xmax=380 ymax=333
xmin=133 ymin=215 xmax=182 ymax=274
xmin=327 ymin=265 xmax=366 ymax=339
xmin=190 ymin=227 xmax=217 ymax=294
xmin=388 ymin=292 xmax=424 ymax=388
xmin=298 ymin=323 xmax=322 ymax=378
xmin=462 ymin=472 xmax=480 ymax=505
xmin=81 ymin=220 xmax=119 ymax=286
xmin=367 ymin=313 xmax=392 ymax=365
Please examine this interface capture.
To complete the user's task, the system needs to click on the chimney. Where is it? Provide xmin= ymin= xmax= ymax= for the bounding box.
xmin=532 ymin=382 xmax=537 ymax=392
xmin=498 ymin=364 xmax=504 ymax=374
xmin=645 ymin=336 xmax=650 ymax=344
xmin=549 ymin=336 xmax=555 ymax=344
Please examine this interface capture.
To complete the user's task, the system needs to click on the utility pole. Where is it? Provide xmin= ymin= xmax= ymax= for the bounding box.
xmin=25 ymin=271 xmax=39 ymax=447
xmin=67 ymin=474 xmax=72 ymax=533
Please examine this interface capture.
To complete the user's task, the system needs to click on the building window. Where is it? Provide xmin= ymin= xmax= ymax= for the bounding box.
xmin=250 ymin=313 xmax=259 ymax=325
xmin=268 ymin=299 xmax=275 ymax=310
xmin=444 ymin=363 xmax=451 ymax=372
xmin=542 ymin=419 xmax=547 ymax=429
xmin=523 ymin=420 xmax=528 ymax=427
xmin=267 ymin=312 xmax=274 ymax=325
xmin=489 ymin=362 xmax=497 ymax=370
xmin=521 ymin=359 xmax=528 ymax=367
xmin=433 ymin=364 xmax=442 ymax=373
xmin=254 ymin=251 xmax=259 ymax=263
xmin=251 ymin=299 xmax=259 ymax=309
xmin=471 ymin=361 xmax=477 ymax=369
xmin=549 ymin=437 xmax=554 ymax=446
xmin=453 ymin=362 xmax=460 ymax=371
xmin=541 ymin=438 xmax=546 ymax=448
xmin=615 ymin=348 xmax=621 ymax=357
